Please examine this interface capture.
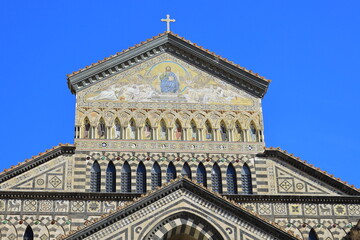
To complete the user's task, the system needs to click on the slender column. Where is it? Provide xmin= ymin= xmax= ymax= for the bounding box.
xmin=138 ymin=127 xmax=142 ymax=140
xmin=92 ymin=126 xmax=96 ymax=139
xmin=169 ymin=128 xmax=173 ymax=140
xmin=183 ymin=128 xmax=187 ymax=141
xmin=199 ymin=128 xmax=203 ymax=141
xmin=214 ymin=129 xmax=219 ymax=141
xmin=153 ymin=127 xmax=158 ymax=140
xmin=123 ymin=127 xmax=127 ymax=139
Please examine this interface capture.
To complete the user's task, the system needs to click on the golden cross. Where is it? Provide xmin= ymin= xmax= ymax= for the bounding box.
xmin=161 ymin=14 xmax=175 ymax=32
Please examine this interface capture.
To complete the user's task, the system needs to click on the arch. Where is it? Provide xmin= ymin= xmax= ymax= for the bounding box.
xmin=144 ymin=118 xmax=153 ymax=140
xmin=241 ymin=164 xmax=253 ymax=194
xmin=174 ymin=119 xmax=183 ymax=140
xmin=24 ymin=225 xmax=34 ymax=240
xmin=308 ymin=228 xmax=319 ymax=240
xmin=196 ymin=162 xmax=207 ymax=187
xmin=121 ymin=161 xmax=131 ymax=193
xmin=128 ymin=118 xmax=137 ymax=140
xmin=114 ymin=117 xmax=121 ymax=139
xmin=249 ymin=121 xmax=258 ymax=142
xmin=235 ymin=120 xmax=244 ymax=142
xmin=83 ymin=117 xmax=91 ymax=139
xmin=106 ymin=161 xmax=116 ymax=192
xmin=90 ymin=161 xmax=101 ymax=192
xmin=98 ymin=117 xmax=106 ymax=138
xmin=226 ymin=163 xmax=237 ymax=194
xmin=212 ymin=163 xmax=222 ymax=193
xmin=181 ymin=162 xmax=192 ymax=179
xmin=190 ymin=119 xmax=198 ymax=141
xmin=159 ymin=119 xmax=168 ymax=140
xmin=220 ymin=120 xmax=229 ymax=141
xmin=151 ymin=161 xmax=161 ymax=190
xmin=143 ymin=212 xmax=225 ymax=240
xmin=205 ymin=120 xmax=214 ymax=141
xmin=166 ymin=162 xmax=177 ymax=182
xmin=136 ymin=161 xmax=146 ymax=193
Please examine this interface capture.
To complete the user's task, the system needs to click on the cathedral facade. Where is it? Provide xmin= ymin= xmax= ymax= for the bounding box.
xmin=0 ymin=32 xmax=359 ymax=240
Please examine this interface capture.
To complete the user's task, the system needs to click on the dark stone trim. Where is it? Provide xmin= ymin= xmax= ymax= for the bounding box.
xmin=262 ymin=149 xmax=360 ymax=196
xmin=0 ymin=146 xmax=75 ymax=184
xmin=67 ymin=34 xmax=269 ymax=98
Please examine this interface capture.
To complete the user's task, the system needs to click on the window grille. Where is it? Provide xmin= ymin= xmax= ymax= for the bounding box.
xmin=308 ymin=228 xmax=319 ymax=240
xmin=121 ymin=162 xmax=131 ymax=193
xmin=166 ymin=162 xmax=176 ymax=182
xmin=106 ymin=161 xmax=116 ymax=192
xmin=181 ymin=162 xmax=192 ymax=179
xmin=136 ymin=162 xmax=146 ymax=193
xmin=226 ymin=164 xmax=237 ymax=194
xmin=90 ymin=161 xmax=101 ymax=192
xmin=241 ymin=164 xmax=253 ymax=194
xmin=196 ymin=163 xmax=207 ymax=187
xmin=24 ymin=225 xmax=34 ymax=240
xmin=151 ymin=162 xmax=161 ymax=190
xmin=211 ymin=163 xmax=222 ymax=193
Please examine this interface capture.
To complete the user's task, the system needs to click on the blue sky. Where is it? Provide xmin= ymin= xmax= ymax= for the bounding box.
xmin=1 ymin=0 xmax=359 ymax=188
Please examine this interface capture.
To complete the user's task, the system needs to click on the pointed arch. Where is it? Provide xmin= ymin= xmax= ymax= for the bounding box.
xmin=196 ymin=162 xmax=207 ymax=187
xmin=84 ymin=117 xmax=91 ymax=139
xmin=235 ymin=121 xmax=244 ymax=142
xmin=136 ymin=161 xmax=146 ymax=193
xmin=211 ymin=163 xmax=222 ymax=193
xmin=98 ymin=117 xmax=106 ymax=138
xmin=241 ymin=164 xmax=253 ymax=194
xmin=121 ymin=161 xmax=131 ymax=193
xmin=181 ymin=162 xmax=192 ymax=179
xmin=159 ymin=119 xmax=168 ymax=140
xmin=144 ymin=119 xmax=153 ymax=140
xmin=174 ymin=119 xmax=183 ymax=140
xmin=90 ymin=161 xmax=101 ymax=192
xmin=166 ymin=162 xmax=177 ymax=182
xmin=114 ymin=117 xmax=122 ymax=139
xmin=106 ymin=161 xmax=116 ymax=192
xmin=190 ymin=120 xmax=198 ymax=141
xmin=205 ymin=120 xmax=213 ymax=141
xmin=220 ymin=120 xmax=229 ymax=141
xmin=151 ymin=161 xmax=161 ymax=189
xmin=249 ymin=121 xmax=258 ymax=142
xmin=129 ymin=118 xmax=137 ymax=140
xmin=226 ymin=163 xmax=237 ymax=194
xmin=24 ymin=225 xmax=34 ymax=240
xmin=308 ymin=228 xmax=319 ymax=240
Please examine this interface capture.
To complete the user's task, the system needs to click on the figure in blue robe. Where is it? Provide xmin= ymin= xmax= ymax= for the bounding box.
xmin=160 ymin=66 xmax=179 ymax=93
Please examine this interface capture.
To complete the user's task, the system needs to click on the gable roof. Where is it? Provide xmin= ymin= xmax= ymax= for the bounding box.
xmin=67 ymin=32 xmax=270 ymax=98
xmin=60 ymin=178 xmax=298 ymax=240
xmin=262 ymin=147 xmax=360 ymax=195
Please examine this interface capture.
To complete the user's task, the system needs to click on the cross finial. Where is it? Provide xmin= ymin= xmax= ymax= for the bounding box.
xmin=161 ymin=14 xmax=175 ymax=33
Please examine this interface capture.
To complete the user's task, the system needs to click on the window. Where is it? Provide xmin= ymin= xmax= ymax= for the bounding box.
xmin=220 ymin=121 xmax=228 ymax=141
xmin=121 ymin=161 xmax=131 ymax=193
xmin=211 ymin=163 xmax=222 ymax=193
xmin=136 ymin=162 xmax=146 ymax=193
xmin=84 ymin=117 xmax=91 ymax=139
xmin=196 ymin=162 xmax=207 ymax=187
xmin=151 ymin=162 xmax=161 ymax=189
xmin=23 ymin=225 xmax=34 ymax=240
xmin=308 ymin=228 xmax=319 ymax=240
xmin=181 ymin=162 xmax=192 ymax=179
xmin=90 ymin=161 xmax=101 ymax=192
xmin=166 ymin=162 xmax=176 ymax=182
xmin=226 ymin=163 xmax=237 ymax=194
xmin=106 ymin=161 xmax=116 ymax=192
xmin=98 ymin=118 xmax=106 ymax=138
xmin=174 ymin=119 xmax=182 ymax=140
xmin=249 ymin=122 xmax=258 ymax=142
xmin=144 ymin=119 xmax=153 ymax=140
xmin=160 ymin=119 xmax=168 ymax=140
xmin=190 ymin=120 xmax=198 ymax=141
xmin=205 ymin=120 xmax=213 ymax=140
xmin=114 ymin=118 xmax=121 ymax=139
xmin=129 ymin=119 xmax=137 ymax=140
xmin=235 ymin=121 xmax=244 ymax=142
xmin=241 ymin=164 xmax=253 ymax=194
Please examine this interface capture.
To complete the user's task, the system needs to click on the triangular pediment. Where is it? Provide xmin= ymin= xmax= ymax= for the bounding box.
xmin=62 ymin=178 xmax=298 ymax=240
xmin=67 ymin=32 xmax=270 ymax=98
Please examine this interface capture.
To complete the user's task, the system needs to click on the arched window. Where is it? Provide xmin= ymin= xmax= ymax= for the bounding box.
xmin=159 ymin=119 xmax=168 ymax=140
xmin=241 ymin=164 xmax=253 ymax=194
xmin=136 ymin=162 xmax=146 ymax=193
xmin=166 ymin=162 xmax=177 ymax=182
xmin=226 ymin=163 xmax=237 ymax=194
xmin=151 ymin=162 xmax=161 ymax=190
xmin=84 ymin=117 xmax=91 ymax=139
xmin=23 ymin=225 xmax=34 ymax=240
xmin=212 ymin=163 xmax=222 ymax=193
xmin=114 ymin=118 xmax=121 ymax=139
xmin=235 ymin=121 xmax=244 ymax=142
xmin=181 ymin=162 xmax=192 ymax=179
xmin=205 ymin=120 xmax=213 ymax=141
xmin=129 ymin=119 xmax=137 ymax=140
xmin=90 ymin=161 xmax=101 ymax=192
xmin=144 ymin=119 xmax=153 ymax=140
xmin=190 ymin=120 xmax=198 ymax=141
xmin=196 ymin=162 xmax=207 ymax=187
xmin=98 ymin=118 xmax=106 ymax=138
xmin=220 ymin=121 xmax=228 ymax=141
xmin=249 ymin=122 xmax=258 ymax=142
xmin=308 ymin=228 xmax=319 ymax=240
xmin=174 ymin=119 xmax=183 ymax=140
xmin=106 ymin=161 xmax=116 ymax=192
xmin=121 ymin=161 xmax=131 ymax=193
